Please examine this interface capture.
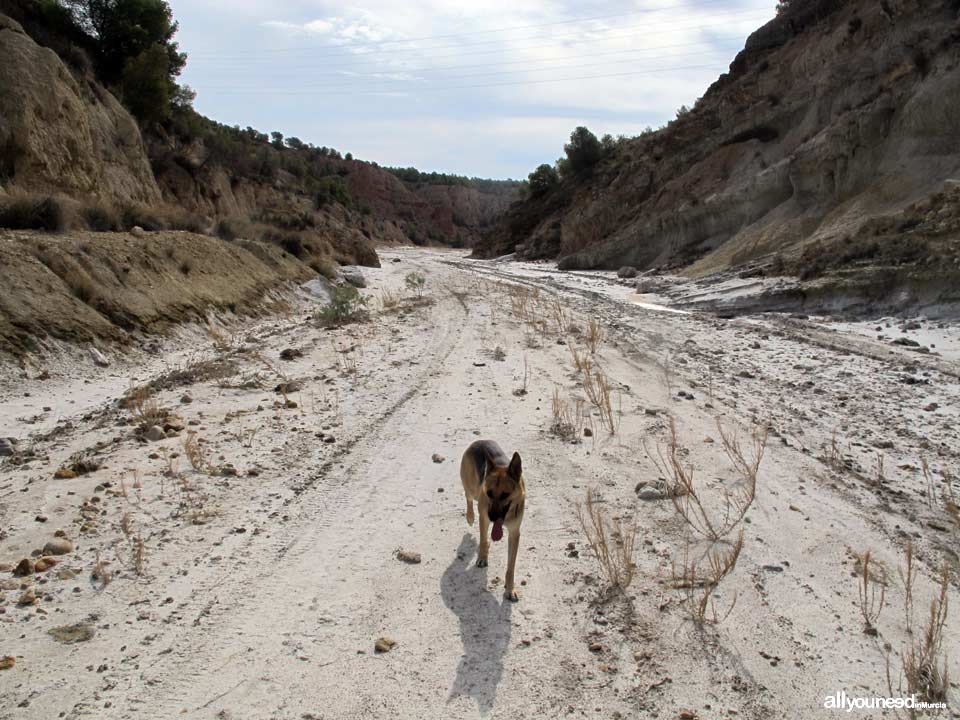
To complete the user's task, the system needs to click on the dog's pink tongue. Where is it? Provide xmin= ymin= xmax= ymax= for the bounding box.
xmin=491 ymin=520 xmax=504 ymax=542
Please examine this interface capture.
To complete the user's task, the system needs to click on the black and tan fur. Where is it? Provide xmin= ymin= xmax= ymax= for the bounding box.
xmin=460 ymin=439 xmax=526 ymax=602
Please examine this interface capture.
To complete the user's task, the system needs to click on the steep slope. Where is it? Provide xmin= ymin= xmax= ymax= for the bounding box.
xmin=477 ymin=0 xmax=960 ymax=296
xmin=149 ymin=119 xmax=519 ymax=252
xmin=0 ymin=14 xmax=160 ymax=205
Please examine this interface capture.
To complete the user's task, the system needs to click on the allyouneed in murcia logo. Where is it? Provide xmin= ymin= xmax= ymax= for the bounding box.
xmin=824 ymin=691 xmax=948 ymax=713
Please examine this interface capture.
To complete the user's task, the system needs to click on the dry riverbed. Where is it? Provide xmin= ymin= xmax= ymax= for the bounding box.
xmin=1 ymin=247 xmax=958 ymax=720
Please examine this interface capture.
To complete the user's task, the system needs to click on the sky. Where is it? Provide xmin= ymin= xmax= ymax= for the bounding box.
xmin=169 ymin=0 xmax=776 ymax=179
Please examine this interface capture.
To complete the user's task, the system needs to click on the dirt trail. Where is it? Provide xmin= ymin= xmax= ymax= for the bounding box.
xmin=1 ymin=248 xmax=958 ymax=720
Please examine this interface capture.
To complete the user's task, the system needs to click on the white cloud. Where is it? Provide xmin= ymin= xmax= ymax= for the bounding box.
xmin=174 ymin=0 xmax=776 ymax=176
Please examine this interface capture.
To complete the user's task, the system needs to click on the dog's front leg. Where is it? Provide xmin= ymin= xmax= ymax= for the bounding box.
xmin=477 ymin=509 xmax=489 ymax=567
xmin=504 ymin=528 xmax=520 ymax=601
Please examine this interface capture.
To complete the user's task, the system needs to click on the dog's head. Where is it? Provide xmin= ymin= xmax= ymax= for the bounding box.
xmin=483 ymin=452 xmax=523 ymax=523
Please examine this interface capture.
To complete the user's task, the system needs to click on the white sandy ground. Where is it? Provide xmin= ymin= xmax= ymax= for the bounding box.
xmin=1 ymin=247 xmax=959 ymax=720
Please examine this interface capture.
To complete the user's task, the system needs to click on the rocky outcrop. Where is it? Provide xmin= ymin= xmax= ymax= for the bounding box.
xmin=476 ymin=0 xmax=960 ymax=287
xmin=0 ymin=14 xmax=160 ymax=204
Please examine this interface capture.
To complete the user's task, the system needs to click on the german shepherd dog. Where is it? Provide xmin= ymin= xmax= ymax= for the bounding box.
xmin=460 ymin=440 xmax=526 ymax=602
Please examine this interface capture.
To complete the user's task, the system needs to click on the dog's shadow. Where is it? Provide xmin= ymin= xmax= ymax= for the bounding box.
xmin=441 ymin=533 xmax=514 ymax=716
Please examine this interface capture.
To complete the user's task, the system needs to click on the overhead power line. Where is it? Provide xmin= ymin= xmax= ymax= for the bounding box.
xmin=198 ymin=46 xmax=731 ymax=92
xmin=198 ymin=62 xmax=725 ymax=97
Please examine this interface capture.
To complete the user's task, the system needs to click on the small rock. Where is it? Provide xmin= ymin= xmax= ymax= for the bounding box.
xmin=47 ymin=622 xmax=95 ymax=644
xmin=431 ymin=453 xmax=445 ymax=464
xmin=341 ymin=267 xmax=366 ymax=288
xmin=0 ymin=438 xmax=17 ymax=457
xmin=0 ymin=656 xmax=14 ymax=670
xmin=43 ymin=538 xmax=73 ymax=556
xmin=12 ymin=559 xmax=34 ymax=577
xmin=88 ymin=347 xmax=110 ymax=367
xmin=34 ymin=557 xmax=58 ymax=572
xmin=17 ymin=587 xmax=37 ymax=606
xmin=53 ymin=467 xmax=77 ymax=479
xmin=323 ymin=435 xmax=336 ymax=444
xmin=279 ymin=348 xmax=303 ymax=361
xmin=589 ymin=642 xmax=603 ymax=652
xmin=395 ymin=550 xmax=422 ymax=564
xmin=923 ymin=402 xmax=939 ymax=412
xmin=391 ymin=258 xmax=401 ymax=263
xmin=163 ymin=416 xmax=186 ymax=432
xmin=180 ymin=394 xmax=193 ymax=404
xmin=583 ymin=428 xmax=593 ymax=437
xmin=130 ymin=226 xmax=146 ymax=238
xmin=144 ymin=426 xmax=165 ymax=442
xmin=34 ymin=515 xmax=47 ymax=523
xmin=374 ymin=636 xmax=397 ymax=653
xmin=617 ymin=266 xmax=638 ymax=279
xmin=638 ymin=487 xmax=664 ymax=501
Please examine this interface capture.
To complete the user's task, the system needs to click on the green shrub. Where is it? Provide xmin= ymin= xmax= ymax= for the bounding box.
xmin=563 ymin=126 xmax=602 ymax=175
xmin=0 ymin=194 xmax=67 ymax=232
xmin=316 ymin=284 xmax=369 ymax=327
xmin=527 ymin=164 xmax=559 ymax=197
xmin=404 ymin=271 xmax=426 ymax=299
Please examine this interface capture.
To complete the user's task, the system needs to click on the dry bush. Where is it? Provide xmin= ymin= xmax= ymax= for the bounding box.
xmin=0 ymin=191 xmax=67 ymax=232
xmin=670 ymin=532 xmax=743 ymax=623
xmin=509 ymin=286 xmax=531 ymax=321
xmin=649 ymin=418 xmax=767 ymax=541
xmin=938 ymin=470 xmax=959 ymax=539
xmin=568 ymin=342 xmax=592 ymax=376
xmin=820 ymin=432 xmax=848 ymax=474
xmin=379 ymin=288 xmax=401 ymax=312
xmin=551 ymin=297 xmax=569 ymax=335
xmin=183 ymin=432 xmax=218 ymax=475
xmin=206 ymin=322 xmax=236 ymax=354
xmin=887 ymin=543 xmax=952 ymax=711
xmin=513 ymin=355 xmax=529 ymax=397
xmin=585 ymin=318 xmax=604 ymax=353
xmin=92 ymin=549 xmax=111 ymax=588
xmin=576 ymin=488 xmax=639 ymax=593
xmin=127 ymin=384 xmax=164 ymax=428
xmin=550 ymin=387 xmax=582 ymax=443
xmin=856 ymin=549 xmax=887 ymax=635
xmin=81 ymin=202 xmax=121 ymax=232
xmin=583 ymin=367 xmax=619 ymax=434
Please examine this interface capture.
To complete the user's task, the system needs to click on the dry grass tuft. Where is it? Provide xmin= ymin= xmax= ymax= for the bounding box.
xmin=576 ymin=488 xmax=639 ymax=594
xmin=127 ymin=384 xmax=164 ymax=428
xmin=887 ymin=542 xmax=952 ymax=712
xmin=650 ymin=418 xmax=766 ymax=541
xmin=183 ymin=432 xmax=218 ymax=475
xmin=380 ymin=288 xmax=401 ymax=312
xmin=583 ymin=367 xmax=619 ymax=434
xmin=670 ymin=533 xmax=744 ymax=623
xmin=585 ymin=318 xmax=604 ymax=353
xmin=568 ymin=342 xmax=592 ymax=376
xmin=550 ymin=387 xmax=582 ymax=443
xmin=856 ymin=549 xmax=887 ymax=635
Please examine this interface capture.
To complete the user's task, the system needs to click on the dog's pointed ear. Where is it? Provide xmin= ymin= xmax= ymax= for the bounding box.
xmin=508 ymin=452 xmax=522 ymax=480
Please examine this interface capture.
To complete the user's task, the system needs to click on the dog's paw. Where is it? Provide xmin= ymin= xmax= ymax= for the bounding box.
xmin=475 ymin=557 xmax=488 ymax=568
xmin=466 ymin=510 xmax=475 ymax=526
xmin=505 ymin=589 xmax=519 ymax=602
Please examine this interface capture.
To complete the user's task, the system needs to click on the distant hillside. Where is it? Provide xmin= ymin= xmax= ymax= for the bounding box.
xmin=476 ymin=0 xmax=960 ymax=308
xmin=0 ymin=0 xmax=519 ymax=273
